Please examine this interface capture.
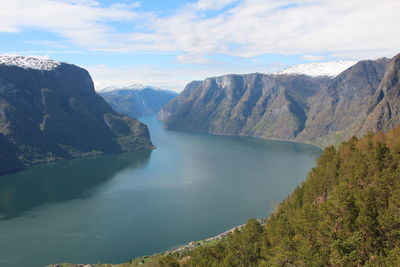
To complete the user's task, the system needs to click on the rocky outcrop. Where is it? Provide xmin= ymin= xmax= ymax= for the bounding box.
xmin=295 ymin=57 xmax=389 ymax=146
xmin=160 ymin=54 xmax=398 ymax=147
xmin=360 ymin=53 xmax=400 ymax=133
xmin=0 ymin=56 xmax=153 ymax=175
xmin=99 ymin=86 xmax=178 ymax=118
xmin=160 ymin=73 xmax=330 ymax=141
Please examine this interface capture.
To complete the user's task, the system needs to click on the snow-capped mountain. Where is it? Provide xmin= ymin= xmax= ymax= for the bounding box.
xmin=96 ymin=84 xmax=170 ymax=92
xmin=278 ymin=60 xmax=357 ymax=77
xmin=99 ymin=85 xmax=178 ymax=118
xmin=0 ymin=55 xmax=61 ymax=71
xmin=0 ymin=56 xmax=153 ymax=175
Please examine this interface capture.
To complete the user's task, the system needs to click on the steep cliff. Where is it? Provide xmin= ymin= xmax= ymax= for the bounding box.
xmin=361 ymin=53 xmax=400 ymax=133
xmin=0 ymin=56 xmax=153 ymax=175
xmin=296 ymin=57 xmax=389 ymax=146
xmin=160 ymin=55 xmax=397 ymax=147
xmin=160 ymin=73 xmax=330 ymax=140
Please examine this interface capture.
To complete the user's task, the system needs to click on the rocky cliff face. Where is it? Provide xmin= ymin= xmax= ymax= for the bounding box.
xmin=99 ymin=86 xmax=178 ymax=118
xmin=0 ymin=56 xmax=153 ymax=175
xmin=160 ymin=73 xmax=330 ymax=140
xmin=160 ymin=54 xmax=398 ymax=147
xmin=360 ymin=53 xmax=400 ymax=133
xmin=295 ymin=57 xmax=389 ymax=146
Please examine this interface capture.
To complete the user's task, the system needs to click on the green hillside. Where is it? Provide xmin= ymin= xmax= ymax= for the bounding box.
xmin=158 ymin=127 xmax=400 ymax=266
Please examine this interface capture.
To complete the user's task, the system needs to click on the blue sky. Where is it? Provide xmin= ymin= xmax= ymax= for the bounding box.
xmin=0 ymin=0 xmax=399 ymax=91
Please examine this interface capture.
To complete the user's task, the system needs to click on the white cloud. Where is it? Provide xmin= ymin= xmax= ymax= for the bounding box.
xmin=25 ymin=40 xmax=71 ymax=49
xmin=175 ymin=54 xmax=217 ymax=64
xmin=1 ymin=0 xmax=399 ymax=60
xmin=191 ymin=0 xmax=238 ymax=10
xmin=0 ymin=0 xmax=141 ymax=46
xmin=4 ymin=50 xmax=85 ymax=55
xmin=302 ymin=55 xmax=325 ymax=61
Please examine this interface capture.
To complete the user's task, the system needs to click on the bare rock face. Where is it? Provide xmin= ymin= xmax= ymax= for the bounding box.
xmin=296 ymin=57 xmax=389 ymax=146
xmin=360 ymin=53 xmax=400 ymax=133
xmin=160 ymin=54 xmax=400 ymax=147
xmin=160 ymin=73 xmax=330 ymax=141
xmin=0 ymin=56 xmax=153 ymax=175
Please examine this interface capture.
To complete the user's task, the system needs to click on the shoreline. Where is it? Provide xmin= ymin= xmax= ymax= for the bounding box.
xmin=168 ymin=218 xmax=268 ymax=254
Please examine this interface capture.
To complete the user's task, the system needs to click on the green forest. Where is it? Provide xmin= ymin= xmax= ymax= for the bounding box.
xmin=159 ymin=128 xmax=400 ymax=266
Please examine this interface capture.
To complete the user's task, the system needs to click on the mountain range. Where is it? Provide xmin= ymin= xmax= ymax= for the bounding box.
xmin=0 ymin=56 xmax=153 ymax=175
xmin=99 ymin=85 xmax=178 ymax=118
xmin=160 ymin=53 xmax=399 ymax=147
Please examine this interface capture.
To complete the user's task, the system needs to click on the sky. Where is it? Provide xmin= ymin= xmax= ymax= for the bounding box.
xmin=0 ymin=0 xmax=399 ymax=92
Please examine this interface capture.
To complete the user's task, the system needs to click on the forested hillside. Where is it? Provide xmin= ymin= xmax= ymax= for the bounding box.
xmin=160 ymin=127 xmax=400 ymax=266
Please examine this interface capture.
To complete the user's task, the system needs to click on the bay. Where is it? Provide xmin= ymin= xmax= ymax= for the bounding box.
xmin=0 ymin=115 xmax=321 ymax=267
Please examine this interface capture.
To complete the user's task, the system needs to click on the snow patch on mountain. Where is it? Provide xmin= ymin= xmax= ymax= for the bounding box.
xmin=0 ymin=55 xmax=61 ymax=71
xmin=97 ymin=84 xmax=152 ymax=92
xmin=278 ymin=60 xmax=357 ymax=77
xmin=96 ymin=84 xmax=176 ymax=94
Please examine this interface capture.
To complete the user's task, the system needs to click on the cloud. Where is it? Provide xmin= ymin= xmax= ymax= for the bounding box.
xmin=25 ymin=40 xmax=72 ymax=49
xmin=3 ymin=50 xmax=85 ymax=55
xmin=0 ymin=0 xmax=141 ymax=46
xmin=191 ymin=0 xmax=238 ymax=11
xmin=1 ymin=0 xmax=399 ymax=61
xmin=175 ymin=54 xmax=217 ymax=64
xmin=302 ymin=55 xmax=325 ymax=61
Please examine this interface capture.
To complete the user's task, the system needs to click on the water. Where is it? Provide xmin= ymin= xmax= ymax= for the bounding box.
xmin=0 ymin=116 xmax=321 ymax=267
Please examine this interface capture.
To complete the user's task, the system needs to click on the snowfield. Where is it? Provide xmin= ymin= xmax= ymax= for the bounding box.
xmin=0 ymin=55 xmax=61 ymax=71
xmin=278 ymin=60 xmax=357 ymax=77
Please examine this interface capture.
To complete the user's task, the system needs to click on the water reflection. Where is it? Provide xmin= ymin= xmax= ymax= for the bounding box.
xmin=0 ymin=149 xmax=152 ymax=219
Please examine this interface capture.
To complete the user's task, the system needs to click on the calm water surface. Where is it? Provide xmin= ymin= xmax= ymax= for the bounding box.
xmin=0 ymin=116 xmax=321 ymax=267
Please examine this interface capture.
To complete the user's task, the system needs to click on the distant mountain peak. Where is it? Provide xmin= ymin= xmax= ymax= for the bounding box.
xmin=96 ymin=84 xmax=163 ymax=92
xmin=99 ymin=84 xmax=178 ymax=118
xmin=0 ymin=55 xmax=61 ymax=71
xmin=278 ymin=60 xmax=357 ymax=77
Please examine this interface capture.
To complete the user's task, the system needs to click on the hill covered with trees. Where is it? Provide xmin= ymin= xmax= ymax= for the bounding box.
xmin=158 ymin=127 xmax=400 ymax=266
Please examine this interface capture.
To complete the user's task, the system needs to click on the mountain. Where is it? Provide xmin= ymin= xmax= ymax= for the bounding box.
xmin=0 ymin=56 xmax=153 ymax=175
xmin=278 ymin=60 xmax=357 ymax=77
xmin=160 ymin=73 xmax=331 ymax=140
xmin=99 ymin=85 xmax=178 ymax=118
xmin=296 ymin=57 xmax=389 ymax=146
xmin=160 ymin=55 xmax=396 ymax=147
xmin=361 ymin=53 xmax=400 ymax=133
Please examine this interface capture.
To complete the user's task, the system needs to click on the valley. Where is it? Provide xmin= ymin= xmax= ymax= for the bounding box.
xmin=0 ymin=116 xmax=320 ymax=267
xmin=1 ymin=1 xmax=400 ymax=266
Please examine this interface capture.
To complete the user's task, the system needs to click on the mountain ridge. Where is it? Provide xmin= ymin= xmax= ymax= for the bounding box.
xmin=160 ymin=54 xmax=398 ymax=147
xmin=0 ymin=57 xmax=153 ymax=175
